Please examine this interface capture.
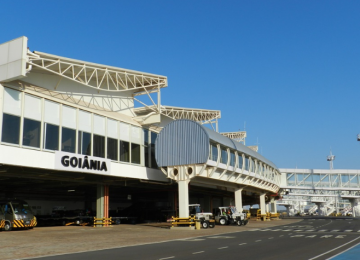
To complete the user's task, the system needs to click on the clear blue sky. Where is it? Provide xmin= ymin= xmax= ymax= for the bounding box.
xmin=2 ymin=1 xmax=360 ymax=169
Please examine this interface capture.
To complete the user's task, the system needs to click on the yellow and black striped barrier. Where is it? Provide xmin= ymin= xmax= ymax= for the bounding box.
xmin=93 ymin=217 xmax=112 ymax=227
xmin=12 ymin=217 xmax=37 ymax=229
xmin=171 ymin=216 xmax=196 ymax=227
xmin=0 ymin=219 xmax=5 ymax=229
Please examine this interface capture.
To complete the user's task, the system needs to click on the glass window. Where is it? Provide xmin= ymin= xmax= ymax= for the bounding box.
xmin=230 ymin=152 xmax=235 ymax=167
xmin=144 ymin=129 xmax=150 ymax=167
xmin=120 ymin=140 xmax=130 ymax=162
xmin=44 ymin=123 xmax=59 ymax=150
xmin=131 ymin=143 xmax=141 ymax=164
xmin=211 ymin=144 xmax=218 ymax=161
xmin=220 ymin=147 xmax=228 ymax=164
xmin=1 ymin=113 xmax=20 ymax=144
xmin=107 ymin=137 xmax=118 ymax=160
xmin=245 ymin=157 xmax=249 ymax=171
xmin=238 ymin=155 xmax=243 ymax=169
xmin=93 ymin=135 xmax=105 ymax=158
xmin=78 ymin=131 xmax=91 ymax=155
xmin=23 ymin=118 xmax=41 ymax=148
xmin=61 ymin=127 xmax=76 ymax=153
xmin=150 ymin=132 xmax=157 ymax=168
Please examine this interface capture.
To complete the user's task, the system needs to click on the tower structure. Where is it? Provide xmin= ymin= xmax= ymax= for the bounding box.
xmin=327 ymin=150 xmax=335 ymax=170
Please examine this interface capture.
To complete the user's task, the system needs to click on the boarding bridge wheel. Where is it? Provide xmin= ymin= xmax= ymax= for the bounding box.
xmin=237 ymin=219 xmax=242 ymax=226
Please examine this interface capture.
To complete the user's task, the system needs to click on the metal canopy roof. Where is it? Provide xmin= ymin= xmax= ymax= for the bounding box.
xmin=27 ymin=51 xmax=168 ymax=93
xmin=134 ymin=105 xmax=221 ymax=124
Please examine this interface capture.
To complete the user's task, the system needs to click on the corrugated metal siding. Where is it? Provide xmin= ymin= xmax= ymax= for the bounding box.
xmin=155 ymin=119 xmax=278 ymax=170
xmin=155 ymin=119 xmax=210 ymax=167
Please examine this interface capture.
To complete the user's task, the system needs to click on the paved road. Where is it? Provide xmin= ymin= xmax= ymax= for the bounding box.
xmin=28 ymin=218 xmax=360 ymax=260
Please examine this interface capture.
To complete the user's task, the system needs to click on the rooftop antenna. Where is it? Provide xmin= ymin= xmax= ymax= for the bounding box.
xmin=327 ymin=148 xmax=335 ymax=170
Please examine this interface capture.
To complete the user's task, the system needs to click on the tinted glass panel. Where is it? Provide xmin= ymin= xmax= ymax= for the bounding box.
xmin=144 ymin=129 xmax=150 ymax=167
xmin=44 ymin=123 xmax=59 ymax=150
xmin=220 ymin=147 xmax=227 ymax=164
xmin=23 ymin=118 xmax=41 ymax=148
xmin=230 ymin=152 xmax=235 ymax=167
xmin=107 ymin=137 xmax=118 ymax=160
xmin=211 ymin=144 xmax=218 ymax=161
xmin=78 ymin=131 xmax=91 ymax=155
xmin=120 ymin=140 xmax=129 ymax=162
xmin=1 ymin=113 xmax=20 ymax=144
xmin=61 ymin=127 xmax=76 ymax=153
xmin=131 ymin=143 xmax=141 ymax=164
xmin=238 ymin=155 xmax=243 ymax=169
xmin=150 ymin=132 xmax=157 ymax=168
xmin=93 ymin=135 xmax=105 ymax=158
xmin=245 ymin=157 xmax=249 ymax=171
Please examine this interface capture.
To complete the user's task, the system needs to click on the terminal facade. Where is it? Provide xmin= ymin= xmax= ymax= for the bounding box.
xmin=0 ymin=36 xmax=281 ymax=223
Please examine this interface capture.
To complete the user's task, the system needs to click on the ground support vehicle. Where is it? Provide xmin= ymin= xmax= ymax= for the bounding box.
xmin=213 ymin=206 xmax=248 ymax=226
xmin=110 ymin=216 xmax=137 ymax=225
xmin=37 ymin=209 xmax=94 ymax=226
xmin=0 ymin=199 xmax=37 ymax=231
xmin=109 ymin=209 xmax=137 ymax=225
xmin=189 ymin=204 xmax=215 ymax=229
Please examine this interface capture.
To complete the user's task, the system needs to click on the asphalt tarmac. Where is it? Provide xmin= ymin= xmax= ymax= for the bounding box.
xmin=16 ymin=217 xmax=360 ymax=260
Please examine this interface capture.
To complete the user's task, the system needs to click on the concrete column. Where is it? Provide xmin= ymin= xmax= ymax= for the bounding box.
xmin=315 ymin=202 xmax=325 ymax=216
xmin=178 ymin=180 xmax=190 ymax=218
xmin=349 ymin=198 xmax=360 ymax=217
xmin=96 ymin=185 xmax=104 ymax=219
xmin=235 ymin=188 xmax=243 ymax=213
xmin=260 ymin=193 xmax=266 ymax=215
xmin=266 ymin=203 xmax=269 ymax=213
xmin=284 ymin=205 xmax=290 ymax=217
xmin=270 ymin=197 xmax=277 ymax=213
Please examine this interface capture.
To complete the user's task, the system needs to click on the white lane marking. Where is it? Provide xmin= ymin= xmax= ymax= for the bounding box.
xmin=309 ymin=236 xmax=360 ymax=260
xmin=318 ymin=230 xmax=327 ymax=232
xmin=291 ymin=235 xmax=304 ymax=238
xmin=255 ymin=240 xmax=262 ymax=242
xmin=207 ymin=236 xmax=235 ymax=239
xmin=335 ymin=235 xmax=346 ymax=239
xmin=294 ymin=230 xmax=303 ymax=232
xmin=331 ymin=230 xmax=340 ymax=232
xmin=272 ymin=229 xmax=282 ymax=231
xmin=320 ymin=235 xmax=333 ymax=238
xmin=268 ymin=237 xmax=274 ymax=239
xmin=249 ymin=229 xmax=260 ymax=231
xmin=282 ymin=229 xmax=292 ymax=231
xmin=344 ymin=230 xmax=353 ymax=232
xmin=306 ymin=235 xmax=317 ymax=238
xmin=159 ymin=257 xmax=175 ymax=260
xmin=179 ymin=238 xmax=205 ymax=241
xmin=239 ymin=243 xmax=247 ymax=246
xmin=192 ymin=251 xmax=204 ymax=254
xmin=218 ymin=247 xmax=228 ymax=249
xmin=306 ymin=230 xmax=315 ymax=232
xmin=260 ymin=229 xmax=272 ymax=231
xmin=279 ymin=235 xmax=284 ymax=237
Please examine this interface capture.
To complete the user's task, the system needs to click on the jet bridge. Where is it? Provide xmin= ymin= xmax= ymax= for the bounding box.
xmin=155 ymin=119 xmax=281 ymax=218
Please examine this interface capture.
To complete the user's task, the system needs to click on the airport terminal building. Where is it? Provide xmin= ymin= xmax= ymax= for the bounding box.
xmin=0 ymin=37 xmax=281 ymax=223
